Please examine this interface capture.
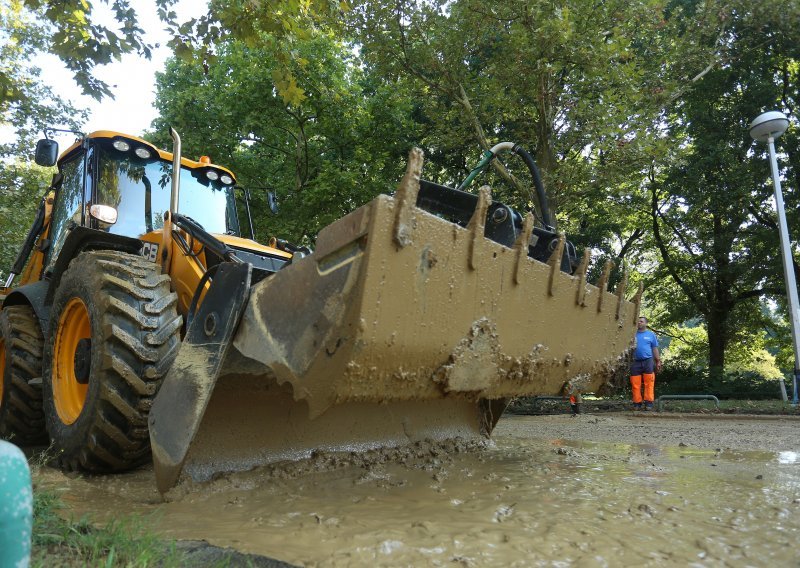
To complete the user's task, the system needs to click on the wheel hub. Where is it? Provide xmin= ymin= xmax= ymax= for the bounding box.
xmin=53 ymin=297 xmax=91 ymax=425
xmin=73 ymin=338 xmax=92 ymax=384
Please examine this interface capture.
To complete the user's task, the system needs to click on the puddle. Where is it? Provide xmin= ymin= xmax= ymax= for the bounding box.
xmin=34 ymin=415 xmax=800 ymax=567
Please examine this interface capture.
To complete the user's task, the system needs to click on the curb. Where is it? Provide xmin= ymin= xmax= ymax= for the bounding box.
xmin=628 ymin=412 xmax=800 ymax=421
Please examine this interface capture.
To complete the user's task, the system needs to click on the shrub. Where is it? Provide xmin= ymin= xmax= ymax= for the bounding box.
xmin=646 ymin=362 xmax=785 ymax=400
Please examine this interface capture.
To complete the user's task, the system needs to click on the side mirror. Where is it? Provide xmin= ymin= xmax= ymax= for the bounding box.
xmin=35 ymin=139 xmax=59 ymax=167
xmin=267 ymin=191 xmax=279 ymax=214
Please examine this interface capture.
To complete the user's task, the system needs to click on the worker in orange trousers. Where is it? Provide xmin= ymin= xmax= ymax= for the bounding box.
xmin=630 ymin=316 xmax=662 ymax=411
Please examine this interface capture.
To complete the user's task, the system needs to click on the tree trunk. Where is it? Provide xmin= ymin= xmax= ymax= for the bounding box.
xmin=708 ymin=213 xmax=735 ymax=373
xmin=707 ymin=308 xmax=728 ymax=373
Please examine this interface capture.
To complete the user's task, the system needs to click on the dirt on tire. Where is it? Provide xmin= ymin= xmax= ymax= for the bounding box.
xmin=42 ymin=250 xmax=181 ymax=472
xmin=0 ymin=304 xmax=47 ymax=444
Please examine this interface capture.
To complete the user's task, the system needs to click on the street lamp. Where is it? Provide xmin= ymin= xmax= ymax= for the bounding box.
xmin=750 ymin=110 xmax=800 ymax=405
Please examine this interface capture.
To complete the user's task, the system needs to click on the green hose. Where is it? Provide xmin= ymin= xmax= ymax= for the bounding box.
xmin=456 ymin=150 xmax=494 ymax=192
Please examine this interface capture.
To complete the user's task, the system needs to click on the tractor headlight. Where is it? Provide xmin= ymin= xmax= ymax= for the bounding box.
xmin=134 ymin=147 xmax=152 ymax=159
xmin=89 ymin=204 xmax=118 ymax=225
xmin=220 ymin=174 xmax=233 ymax=185
xmin=206 ymin=170 xmax=219 ymax=181
xmin=112 ymin=140 xmax=131 ymax=152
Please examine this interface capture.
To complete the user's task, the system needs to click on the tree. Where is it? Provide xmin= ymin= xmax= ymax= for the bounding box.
xmin=648 ymin=1 xmax=800 ymax=371
xmin=157 ymin=0 xmax=345 ymax=107
xmin=344 ymin=0 xmax=734 ymax=295
xmin=153 ymin=0 xmax=732 ymax=280
xmin=5 ymin=0 xmax=152 ymax=102
xmin=663 ymin=321 xmax=783 ymax=379
xmin=0 ymin=2 xmax=86 ymax=156
xmin=0 ymin=160 xmax=51 ymax=277
xmin=1 ymin=0 xmax=157 ymax=155
xmin=148 ymin=35 xmax=423 ymax=244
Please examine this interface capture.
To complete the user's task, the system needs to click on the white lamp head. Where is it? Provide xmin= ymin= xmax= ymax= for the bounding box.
xmin=750 ymin=111 xmax=789 ymax=143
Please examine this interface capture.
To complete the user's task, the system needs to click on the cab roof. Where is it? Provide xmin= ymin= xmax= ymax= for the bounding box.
xmin=58 ymin=130 xmax=236 ymax=180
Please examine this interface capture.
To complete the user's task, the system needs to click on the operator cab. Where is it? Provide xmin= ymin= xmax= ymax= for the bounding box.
xmin=37 ymin=132 xmax=241 ymax=264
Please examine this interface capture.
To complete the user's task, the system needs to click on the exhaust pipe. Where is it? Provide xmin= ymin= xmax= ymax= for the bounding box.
xmin=161 ymin=127 xmax=182 ymax=271
xmin=169 ymin=127 xmax=181 ymax=215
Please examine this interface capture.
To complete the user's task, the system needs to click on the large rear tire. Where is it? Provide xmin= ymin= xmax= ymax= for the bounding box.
xmin=0 ymin=305 xmax=47 ymax=444
xmin=42 ymin=250 xmax=182 ymax=472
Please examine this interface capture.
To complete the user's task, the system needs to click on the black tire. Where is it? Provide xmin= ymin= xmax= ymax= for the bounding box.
xmin=0 ymin=304 xmax=47 ymax=444
xmin=42 ymin=250 xmax=182 ymax=472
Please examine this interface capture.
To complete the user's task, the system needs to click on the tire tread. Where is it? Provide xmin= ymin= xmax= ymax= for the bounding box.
xmin=0 ymin=304 xmax=47 ymax=444
xmin=44 ymin=250 xmax=181 ymax=472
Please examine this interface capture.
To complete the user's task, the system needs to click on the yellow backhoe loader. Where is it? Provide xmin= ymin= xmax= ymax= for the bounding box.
xmin=0 ymin=129 xmax=639 ymax=493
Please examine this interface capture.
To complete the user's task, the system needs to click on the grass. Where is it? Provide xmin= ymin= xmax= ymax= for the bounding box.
xmin=22 ymin=443 xmax=280 ymax=568
xmin=24 ymin=444 xmax=186 ymax=568
xmin=30 ymin=484 xmax=185 ymax=568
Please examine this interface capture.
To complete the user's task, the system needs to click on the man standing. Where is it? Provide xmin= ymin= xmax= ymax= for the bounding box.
xmin=631 ymin=316 xmax=662 ymax=411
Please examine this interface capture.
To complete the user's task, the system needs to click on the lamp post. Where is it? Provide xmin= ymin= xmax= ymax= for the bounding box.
xmin=750 ymin=111 xmax=800 ymax=405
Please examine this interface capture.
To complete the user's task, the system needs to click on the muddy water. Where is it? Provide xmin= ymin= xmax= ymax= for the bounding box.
xmin=36 ymin=415 xmax=800 ymax=567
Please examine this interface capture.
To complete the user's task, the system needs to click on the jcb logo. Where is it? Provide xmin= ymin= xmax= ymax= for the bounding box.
xmin=140 ymin=242 xmax=159 ymax=262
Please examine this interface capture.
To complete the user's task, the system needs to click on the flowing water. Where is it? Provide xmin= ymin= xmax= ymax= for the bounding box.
xmin=35 ymin=415 xmax=800 ymax=566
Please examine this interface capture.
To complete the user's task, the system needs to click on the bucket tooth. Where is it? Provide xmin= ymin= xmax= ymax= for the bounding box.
xmin=596 ymin=260 xmax=613 ymax=312
xmin=547 ymin=234 xmax=566 ymax=296
xmin=632 ymin=282 xmax=644 ymax=324
xmin=575 ymin=249 xmax=590 ymax=306
xmin=393 ymin=147 xmax=424 ymax=248
xmin=615 ymin=270 xmax=628 ymax=320
xmin=466 ymin=186 xmax=492 ymax=270
xmin=513 ymin=212 xmax=534 ymax=285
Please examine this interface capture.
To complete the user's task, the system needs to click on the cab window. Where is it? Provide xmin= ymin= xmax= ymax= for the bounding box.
xmin=94 ymin=141 xmax=240 ymax=238
xmin=45 ymin=154 xmax=85 ymax=271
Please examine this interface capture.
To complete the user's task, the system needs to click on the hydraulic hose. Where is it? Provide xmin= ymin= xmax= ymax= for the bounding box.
xmin=457 ymin=142 xmax=554 ymax=230
xmin=511 ymin=144 xmax=553 ymax=229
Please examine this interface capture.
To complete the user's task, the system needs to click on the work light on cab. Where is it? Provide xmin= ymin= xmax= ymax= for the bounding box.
xmin=112 ymin=139 xmax=130 ymax=152
xmin=89 ymin=204 xmax=118 ymax=225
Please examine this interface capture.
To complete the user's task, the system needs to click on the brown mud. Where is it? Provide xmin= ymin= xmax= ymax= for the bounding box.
xmin=35 ymin=413 xmax=800 ymax=566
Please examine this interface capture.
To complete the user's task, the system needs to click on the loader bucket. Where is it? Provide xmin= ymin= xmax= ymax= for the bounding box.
xmin=149 ymin=149 xmax=640 ymax=492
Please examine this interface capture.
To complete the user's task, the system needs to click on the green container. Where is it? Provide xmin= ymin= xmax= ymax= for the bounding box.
xmin=0 ymin=440 xmax=32 ymax=568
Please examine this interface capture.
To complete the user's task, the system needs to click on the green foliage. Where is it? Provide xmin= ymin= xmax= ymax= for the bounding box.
xmin=763 ymin=306 xmax=796 ymax=372
xmin=345 ymin=0 xmax=734 ymax=292
xmin=656 ymin=361 xmax=786 ymax=400
xmin=1 ymin=0 xmax=794 ymax=378
xmin=157 ymin=0 xmax=346 ymax=106
xmin=646 ymin=0 xmax=800 ymax=369
xmin=18 ymin=0 xmax=152 ymax=100
xmin=0 ymin=0 xmax=159 ymax=155
xmin=663 ymin=321 xmax=784 ymax=379
xmin=0 ymin=160 xmax=51 ymax=277
xmin=662 ymin=324 xmax=708 ymax=368
xmin=726 ymin=350 xmax=784 ymax=381
xmin=148 ymin=34 xmax=423 ymax=245
xmin=0 ymin=2 xmax=87 ymax=155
